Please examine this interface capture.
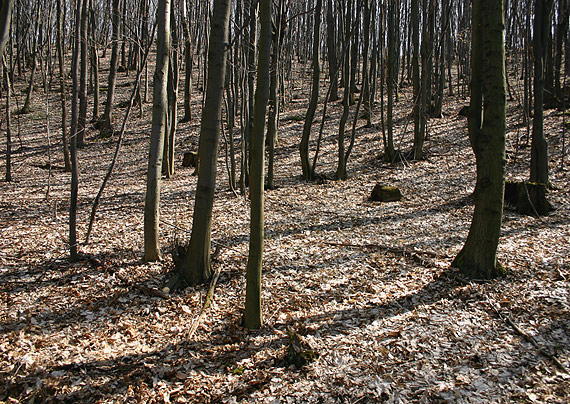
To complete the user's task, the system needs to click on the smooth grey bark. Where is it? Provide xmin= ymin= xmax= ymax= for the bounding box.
xmin=179 ymin=0 xmax=231 ymax=285
xmin=144 ymin=0 xmax=170 ymax=262
xmin=244 ymin=0 xmax=272 ymax=330
xmin=452 ymin=0 xmax=507 ymax=279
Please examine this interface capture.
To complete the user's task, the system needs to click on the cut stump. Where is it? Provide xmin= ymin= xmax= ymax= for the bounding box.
xmin=370 ymin=184 xmax=402 ymax=202
xmin=182 ymin=151 xmax=199 ymax=168
xmin=504 ymin=180 xmax=553 ymax=216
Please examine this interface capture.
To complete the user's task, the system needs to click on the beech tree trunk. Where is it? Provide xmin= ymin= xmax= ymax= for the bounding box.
xmin=244 ymin=0 xmax=272 ymax=330
xmin=144 ymin=0 xmax=170 ymax=262
xmin=179 ymin=0 xmax=231 ymax=285
xmin=452 ymin=0 xmax=507 ymax=279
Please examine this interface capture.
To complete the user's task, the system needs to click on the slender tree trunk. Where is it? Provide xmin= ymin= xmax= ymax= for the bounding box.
xmin=69 ymin=0 xmax=84 ymax=262
xmin=4 ymin=60 xmax=11 ymax=182
xmin=78 ymin=0 xmax=88 ymax=147
xmin=56 ymin=0 xmax=70 ymax=172
xmin=300 ymin=0 xmax=322 ymax=181
xmin=179 ymin=0 xmax=231 ymax=285
xmin=452 ymin=0 xmax=507 ymax=279
xmin=101 ymin=0 xmax=121 ymax=136
xmin=244 ymin=0 xmax=272 ymax=330
xmin=326 ymin=0 xmax=338 ymax=101
xmin=530 ymin=0 xmax=554 ymax=186
xmin=144 ymin=0 xmax=171 ymax=262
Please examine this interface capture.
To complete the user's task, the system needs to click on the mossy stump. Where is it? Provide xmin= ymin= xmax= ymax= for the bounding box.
xmin=370 ymin=184 xmax=402 ymax=202
xmin=504 ymin=180 xmax=553 ymax=217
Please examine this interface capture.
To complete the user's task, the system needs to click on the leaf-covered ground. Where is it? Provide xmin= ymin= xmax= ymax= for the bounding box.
xmin=1 ymin=62 xmax=569 ymax=403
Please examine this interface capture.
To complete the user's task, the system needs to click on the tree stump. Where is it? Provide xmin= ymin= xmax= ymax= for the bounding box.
xmin=182 ymin=151 xmax=199 ymax=168
xmin=504 ymin=180 xmax=553 ymax=216
xmin=370 ymin=184 xmax=402 ymax=202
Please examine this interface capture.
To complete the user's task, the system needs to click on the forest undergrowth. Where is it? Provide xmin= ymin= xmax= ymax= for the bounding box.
xmin=1 ymin=61 xmax=569 ymax=403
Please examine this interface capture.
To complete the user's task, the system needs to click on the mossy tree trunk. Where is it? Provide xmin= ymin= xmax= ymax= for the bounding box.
xmin=244 ymin=0 xmax=272 ymax=330
xmin=179 ymin=0 xmax=231 ymax=285
xmin=452 ymin=0 xmax=507 ymax=280
xmin=143 ymin=0 xmax=170 ymax=262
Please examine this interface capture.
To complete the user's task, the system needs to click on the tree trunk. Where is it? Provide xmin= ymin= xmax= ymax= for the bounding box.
xmin=69 ymin=0 xmax=84 ymax=262
xmin=144 ymin=0 xmax=171 ymax=262
xmin=0 ymin=0 xmax=14 ymax=58
xmin=452 ymin=0 xmax=507 ymax=279
xmin=244 ymin=0 xmax=272 ymax=330
xmin=78 ymin=0 xmax=88 ymax=147
xmin=300 ymin=0 xmax=322 ymax=181
xmin=4 ymin=61 xmax=11 ymax=182
xmin=326 ymin=0 xmax=338 ymax=101
xmin=101 ymin=0 xmax=121 ymax=136
xmin=56 ymin=0 xmax=70 ymax=172
xmin=179 ymin=0 xmax=231 ymax=285
xmin=530 ymin=0 xmax=554 ymax=186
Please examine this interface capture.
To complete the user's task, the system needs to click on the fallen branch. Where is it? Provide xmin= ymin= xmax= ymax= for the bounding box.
xmin=487 ymin=298 xmax=568 ymax=373
xmin=186 ymin=265 xmax=221 ymax=340
xmin=323 ymin=241 xmax=447 ymax=266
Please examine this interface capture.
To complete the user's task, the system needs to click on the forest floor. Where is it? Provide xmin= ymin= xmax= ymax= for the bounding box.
xmin=1 ymin=61 xmax=570 ymax=403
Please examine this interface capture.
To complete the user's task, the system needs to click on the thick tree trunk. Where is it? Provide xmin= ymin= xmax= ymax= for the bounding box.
xmin=179 ymin=0 xmax=231 ymax=285
xmin=244 ymin=0 xmax=272 ymax=330
xmin=144 ymin=0 xmax=171 ymax=262
xmin=452 ymin=0 xmax=507 ymax=279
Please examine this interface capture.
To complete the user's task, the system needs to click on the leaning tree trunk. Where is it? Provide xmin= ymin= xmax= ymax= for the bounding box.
xmin=178 ymin=0 xmax=231 ymax=286
xmin=143 ymin=0 xmax=171 ymax=262
xmin=244 ymin=0 xmax=272 ymax=330
xmin=530 ymin=0 xmax=554 ymax=186
xmin=452 ymin=0 xmax=507 ymax=279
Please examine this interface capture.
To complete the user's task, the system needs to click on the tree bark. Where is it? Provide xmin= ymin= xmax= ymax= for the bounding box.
xmin=452 ymin=0 xmax=507 ymax=279
xmin=179 ymin=0 xmax=231 ymax=285
xmin=530 ymin=0 xmax=554 ymax=186
xmin=244 ymin=0 xmax=272 ymax=330
xmin=144 ymin=0 xmax=171 ymax=262
xmin=300 ymin=0 xmax=322 ymax=181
